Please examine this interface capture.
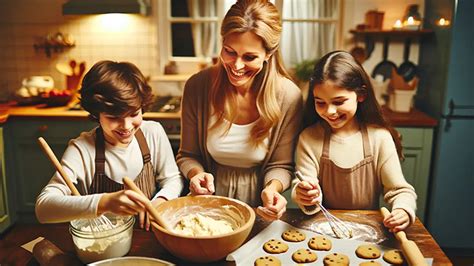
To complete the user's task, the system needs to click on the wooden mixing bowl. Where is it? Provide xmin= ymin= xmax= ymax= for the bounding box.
xmin=151 ymin=195 xmax=255 ymax=263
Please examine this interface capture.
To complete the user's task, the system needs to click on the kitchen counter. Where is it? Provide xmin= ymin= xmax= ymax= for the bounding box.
xmin=0 ymin=103 xmax=437 ymax=127
xmin=0 ymin=102 xmax=180 ymax=124
xmin=0 ymin=209 xmax=451 ymax=265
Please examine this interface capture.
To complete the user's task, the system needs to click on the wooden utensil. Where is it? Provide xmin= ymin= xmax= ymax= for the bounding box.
xmin=37 ymin=137 xmax=114 ymax=231
xmin=380 ymin=207 xmax=428 ymax=266
xmin=122 ymin=176 xmax=172 ymax=232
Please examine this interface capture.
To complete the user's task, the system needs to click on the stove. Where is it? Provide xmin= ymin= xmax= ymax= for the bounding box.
xmin=149 ymin=96 xmax=181 ymax=113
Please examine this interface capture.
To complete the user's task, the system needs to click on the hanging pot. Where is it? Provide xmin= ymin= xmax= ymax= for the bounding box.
xmin=350 ymin=35 xmax=367 ymax=64
xmin=397 ymin=39 xmax=418 ymax=81
xmin=371 ymin=38 xmax=397 ymax=81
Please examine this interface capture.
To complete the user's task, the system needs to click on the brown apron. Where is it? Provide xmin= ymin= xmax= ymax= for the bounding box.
xmin=89 ymin=127 xmax=156 ymax=199
xmin=319 ymin=124 xmax=380 ymax=209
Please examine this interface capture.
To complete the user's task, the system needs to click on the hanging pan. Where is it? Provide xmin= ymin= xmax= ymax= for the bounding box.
xmin=350 ymin=35 xmax=367 ymax=65
xmin=371 ymin=38 xmax=397 ymax=81
xmin=397 ymin=39 xmax=418 ymax=81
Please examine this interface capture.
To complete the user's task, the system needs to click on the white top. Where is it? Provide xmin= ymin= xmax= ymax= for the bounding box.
xmin=35 ymin=120 xmax=184 ymax=223
xmin=207 ymin=115 xmax=269 ymax=168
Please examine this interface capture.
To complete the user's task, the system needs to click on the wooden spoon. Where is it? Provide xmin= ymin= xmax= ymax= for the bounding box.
xmin=380 ymin=207 xmax=428 ymax=266
xmin=38 ymin=137 xmax=81 ymax=196
xmin=122 ymin=177 xmax=172 ymax=232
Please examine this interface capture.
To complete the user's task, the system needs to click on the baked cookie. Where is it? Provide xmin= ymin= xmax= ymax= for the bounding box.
xmin=323 ymin=253 xmax=350 ymax=266
xmin=383 ymin=249 xmax=405 ymax=265
xmin=308 ymin=235 xmax=332 ymax=251
xmin=282 ymin=229 xmax=306 ymax=242
xmin=355 ymin=244 xmax=381 ymax=259
xmin=263 ymin=239 xmax=289 ymax=254
xmin=359 ymin=261 xmax=381 ymax=266
xmin=254 ymin=255 xmax=281 ymax=266
xmin=291 ymin=248 xmax=317 ymax=263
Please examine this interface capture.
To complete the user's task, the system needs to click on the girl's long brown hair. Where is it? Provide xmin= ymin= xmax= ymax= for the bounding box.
xmin=303 ymin=51 xmax=403 ymax=159
xmin=209 ymin=0 xmax=291 ymax=146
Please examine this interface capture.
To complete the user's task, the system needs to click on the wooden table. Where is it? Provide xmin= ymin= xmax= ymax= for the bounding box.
xmin=0 ymin=210 xmax=451 ymax=266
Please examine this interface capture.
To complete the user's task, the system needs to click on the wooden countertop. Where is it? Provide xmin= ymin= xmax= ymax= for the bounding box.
xmin=0 ymin=209 xmax=451 ymax=265
xmin=0 ymin=103 xmax=437 ymax=127
xmin=0 ymin=102 xmax=179 ymax=123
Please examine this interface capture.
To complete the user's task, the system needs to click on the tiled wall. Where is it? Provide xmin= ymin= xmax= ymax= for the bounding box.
xmin=0 ymin=0 xmax=158 ymax=102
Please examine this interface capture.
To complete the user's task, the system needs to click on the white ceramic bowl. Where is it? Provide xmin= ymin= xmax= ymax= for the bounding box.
xmin=69 ymin=215 xmax=134 ymax=263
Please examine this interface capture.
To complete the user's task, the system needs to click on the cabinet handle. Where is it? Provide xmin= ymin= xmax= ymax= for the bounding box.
xmin=38 ymin=125 xmax=48 ymax=133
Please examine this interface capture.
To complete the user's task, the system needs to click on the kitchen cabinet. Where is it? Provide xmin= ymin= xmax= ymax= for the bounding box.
xmin=4 ymin=118 xmax=95 ymax=223
xmin=0 ymin=127 xmax=12 ymax=233
xmin=396 ymin=126 xmax=433 ymax=222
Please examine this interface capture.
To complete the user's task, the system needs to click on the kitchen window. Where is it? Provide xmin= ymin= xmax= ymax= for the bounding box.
xmin=156 ymin=0 xmax=342 ymax=73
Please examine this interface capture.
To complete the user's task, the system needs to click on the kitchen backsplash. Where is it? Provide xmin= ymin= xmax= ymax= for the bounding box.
xmin=0 ymin=0 xmax=157 ymax=101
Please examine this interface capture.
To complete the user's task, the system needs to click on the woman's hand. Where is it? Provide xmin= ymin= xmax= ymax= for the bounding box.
xmin=294 ymin=180 xmax=320 ymax=206
xmin=257 ymin=180 xmax=287 ymax=221
xmin=383 ymin=208 xmax=410 ymax=233
xmin=189 ymin=172 xmax=215 ymax=195
xmin=97 ymin=190 xmax=146 ymax=216
xmin=138 ymin=197 xmax=166 ymax=231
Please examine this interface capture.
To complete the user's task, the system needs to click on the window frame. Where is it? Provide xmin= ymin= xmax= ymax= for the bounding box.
xmin=156 ymin=0 xmax=344 ymax=74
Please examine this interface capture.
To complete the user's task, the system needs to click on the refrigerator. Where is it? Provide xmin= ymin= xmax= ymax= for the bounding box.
xmin=418 ymin=0 xmax=474 ymax=253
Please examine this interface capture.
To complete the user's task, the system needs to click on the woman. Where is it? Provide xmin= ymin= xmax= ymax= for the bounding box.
xmin=177 ymin=0 xmax=303 ymax=220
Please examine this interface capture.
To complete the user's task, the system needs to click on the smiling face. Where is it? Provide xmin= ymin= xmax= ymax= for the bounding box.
xmin=220 ymin=31 xmax=270 ymax=90
xmin=313 ymin=81 xmax=365 ymax=135
xmin=99 ymin=109 xmax=143 ymax=147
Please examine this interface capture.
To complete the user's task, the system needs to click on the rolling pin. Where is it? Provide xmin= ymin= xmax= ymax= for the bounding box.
xmin=32 ymin=238 xmax=82 ymax=266
xmin=380 ymin=207 xmax=428 ymax=266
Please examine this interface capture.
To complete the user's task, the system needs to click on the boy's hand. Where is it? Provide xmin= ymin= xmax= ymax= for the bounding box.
xmin=97 ymin=190 xmax=146 ymax=216
xmin=139 ymin=197 xmax=166 ymax=231
xmin=383 ymin=208 xmax=410 ymax=233
xmin=189 ymin=172 xmax=215 ymax=195
xmin=294 ymin=180 xmax=320 ymax=206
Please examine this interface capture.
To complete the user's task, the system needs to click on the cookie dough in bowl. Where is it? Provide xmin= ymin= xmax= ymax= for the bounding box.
xmin=151 ymin=195 xmax=255 ymax=263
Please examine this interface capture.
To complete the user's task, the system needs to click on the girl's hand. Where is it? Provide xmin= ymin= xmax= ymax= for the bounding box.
xmin=383 ymin=208 xmax=410 ymax=233
xmin=139 ymin=197 xmax=166 ymax=231
xmin=257 ymin=181 xmax=287 ymax=221
xmin=189 ymin=172 xmax=215 ymax=195
xmin=294 ymin=180 xmax=320 ymax=206
xmin=97 ymin=190 xmax=146 ymax=216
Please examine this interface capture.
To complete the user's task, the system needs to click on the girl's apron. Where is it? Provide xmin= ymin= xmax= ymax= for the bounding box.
xmin=89 ymin=127 xmax=156 ymax=199
xmin=319 ymin=124 xmax=380 ymax=209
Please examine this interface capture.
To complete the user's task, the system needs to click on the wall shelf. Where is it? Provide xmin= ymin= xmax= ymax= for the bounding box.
xmin=349 ymin=29 xmax=434 ymax=59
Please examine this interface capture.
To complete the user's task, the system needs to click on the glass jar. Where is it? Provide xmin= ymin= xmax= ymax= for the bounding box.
xmin=69 ymin=215 xmax=134 ymax=263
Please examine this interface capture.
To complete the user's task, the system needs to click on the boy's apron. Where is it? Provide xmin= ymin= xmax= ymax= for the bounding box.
xmin=89 ymin=127 xmax=156 ymax=199
xmin=319 ymin=124 xmax=380 ymax=209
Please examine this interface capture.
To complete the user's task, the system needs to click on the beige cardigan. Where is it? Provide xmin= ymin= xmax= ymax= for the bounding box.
xmin=176 ymin=67 xmax=303 ymax=191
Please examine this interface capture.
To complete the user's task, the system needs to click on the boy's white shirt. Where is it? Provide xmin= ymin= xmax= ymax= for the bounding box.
xmin=35 ymin=120 xmax=184 ymax=223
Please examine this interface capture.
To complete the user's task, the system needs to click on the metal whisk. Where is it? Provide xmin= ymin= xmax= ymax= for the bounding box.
xmin=38 ymin=137 xmax=115 ymax=233
xmin=294 ymin=171 xmax=353 ymax=239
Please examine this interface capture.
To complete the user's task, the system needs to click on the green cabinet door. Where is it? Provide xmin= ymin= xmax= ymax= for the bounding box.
xmin=5 ymin=119 xmax=95 ymax=223
xmin=0 ymin=127 xmax=12 ymax=233
xmin=396 ymin=127 xmax=434 ymax=222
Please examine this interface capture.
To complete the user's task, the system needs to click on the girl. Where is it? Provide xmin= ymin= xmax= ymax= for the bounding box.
xmin=293 ymin=51 xmax=417 ymax=232
xmin=177 ymin=0 xmax=303 ymax=221
xmin=36 ymin=61 xmax=184 ymax=231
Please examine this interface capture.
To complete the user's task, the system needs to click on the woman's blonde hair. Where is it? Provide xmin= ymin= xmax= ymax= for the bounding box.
xmin=209 ymin=0 xmax=291 ymax=146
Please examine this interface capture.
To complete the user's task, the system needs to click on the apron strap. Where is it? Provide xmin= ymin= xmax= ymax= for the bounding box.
xmin=360 ymin=124 xmax=372 ymax=158
xmin=95 ymin=127 xmax=106 ymax=175
xmin=322 ymin=123 xmax=331 ymax=158
xmin=135 ymin=128 xmax=151 ymax=163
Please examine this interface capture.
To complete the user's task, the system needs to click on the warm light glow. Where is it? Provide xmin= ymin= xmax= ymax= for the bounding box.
xmin=437 ymin=18 xmax=451 ymax=27
xmin=393 ymin=19 xmax=403 ymax=29
xmin=404 ymin=16 xmax=420 ymax=26
xmin=99 ymin=14 xmax=131 ymax=32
